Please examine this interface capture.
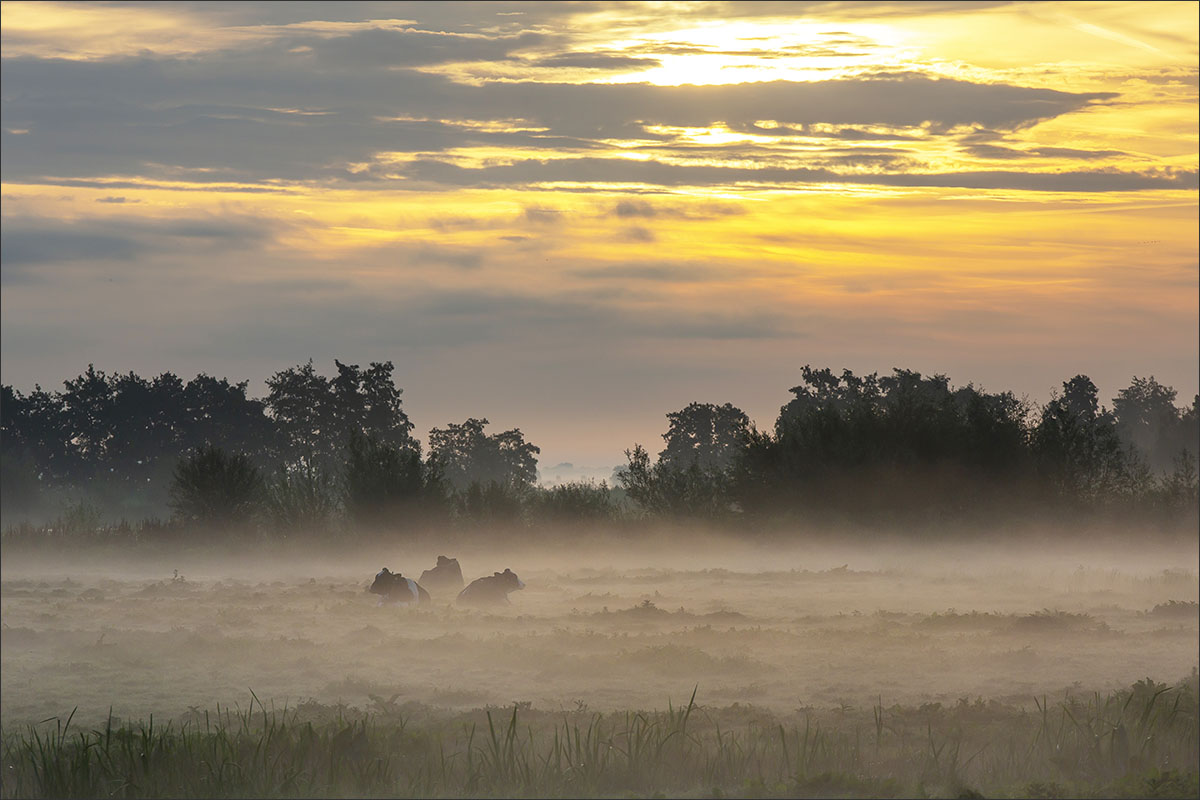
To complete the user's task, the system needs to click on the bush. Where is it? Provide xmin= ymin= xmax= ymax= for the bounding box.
xmin=343 ymin=432 xmax=437 ymax=527
xmin=530 ymin=480 xmax=615 ymax=524
xmin=169 ymin=445 xmax=264 ymax=528
xmin=264 ymin=459 xmax=340 ymax=533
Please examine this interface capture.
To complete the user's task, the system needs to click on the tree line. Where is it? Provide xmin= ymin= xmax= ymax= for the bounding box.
xmin=621 ymin=369 xmax=1198 ymax=526
xmin=1 ymin=361 xmax=1197 ymax=537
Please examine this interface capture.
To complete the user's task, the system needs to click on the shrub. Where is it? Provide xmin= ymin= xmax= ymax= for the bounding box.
xmin=169 ymin=445 xmax=264 ymax=528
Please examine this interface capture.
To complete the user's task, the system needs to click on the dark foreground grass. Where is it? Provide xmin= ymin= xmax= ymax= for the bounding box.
xmin=3 ymin=676 xmax=1197 ymax=799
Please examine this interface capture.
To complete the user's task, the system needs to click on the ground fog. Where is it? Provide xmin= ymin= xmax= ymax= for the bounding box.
xmin=2 ymin=532 xmax=1197 ymax=730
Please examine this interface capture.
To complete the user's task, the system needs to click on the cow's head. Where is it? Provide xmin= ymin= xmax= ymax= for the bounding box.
xmin=369 ymin=568 xmax=396 ymax=595
xmin=494 ymin=568 xmax=525 ymax=592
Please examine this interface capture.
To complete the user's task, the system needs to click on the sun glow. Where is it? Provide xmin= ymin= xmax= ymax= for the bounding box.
xmin=595 ymin=19 xmax=914 ymax=86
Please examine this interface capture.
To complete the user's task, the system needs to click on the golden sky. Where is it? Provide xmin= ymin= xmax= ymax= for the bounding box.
xmin=2 ymin=1 xmax=1197 ymax=470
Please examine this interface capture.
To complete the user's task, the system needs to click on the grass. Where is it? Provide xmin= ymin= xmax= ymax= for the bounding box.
xmin=3 ymin=677 xmax=1197 ymax=799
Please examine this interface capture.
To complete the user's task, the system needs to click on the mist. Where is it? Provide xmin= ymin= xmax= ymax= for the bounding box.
xmin=4 ymin=528 xmax=1196 ymax=727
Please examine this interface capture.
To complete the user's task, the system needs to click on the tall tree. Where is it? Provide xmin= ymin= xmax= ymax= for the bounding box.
xmin=1032 ymin=375 xmax=1132 ymax=502
xmin=658 ymin=402 xmax=750 ymax=472
xmin=428 ymin=418 xmax=539 ymax=491
xmin=342 ymin=431 xmax=434 ymax=526
xmin=265 ymin=360 xmax=335 ymax=466
xmin=1112 ymin=376 xmax=1186 ymax=473
xmin=331 ymin=360 xmax=414 ymax=450
xmin=58 ymin=365 xmax=115 ymax=482
xmin=267 ymin=359 xmax=414 ymax=470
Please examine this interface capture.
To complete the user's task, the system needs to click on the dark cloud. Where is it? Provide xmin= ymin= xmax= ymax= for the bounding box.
xmin=359 ymin=242 xmax=487 ymax=270
xmin=1 ymin=229 xmax=142 ymax=285
xmin=523 ymin=206 xmax=565 ymax=224
xmin=966 ymin=143 xmax=1129 ymax=160
xmin=611 ymin=200 xmax=746 ymax=219
xmin=304 ymin=27 xmax=548 ymax=69
xmin=95 ymin=196 xmax=138 ymax=203
xmin=571 ymin=263 xmax=723 ymax=283
xmin=619 ymin=226 xmax=656 ymax=243
xmin=228 ymin=285 xmax=800 ymax=347
xmin=2 ymin=54 xmax=1117 ymax=186
xmin=615 ymin=200 xmax=657 ymax=218
xmin=0 ymin=215 xmax=278 ymax=278
xmin=530 ymin=52 xmax=661 ymax=70
xmin=398 ymin=156 xmax=1197 ymax=192
xmin=1030 ymin=146 xmax=1129 ymax=160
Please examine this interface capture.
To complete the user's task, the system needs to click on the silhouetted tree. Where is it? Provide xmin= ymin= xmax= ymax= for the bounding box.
xmin=169 ymin=445 xmax=264 ymax=528
xmin=1032 ymin=375 xmax=1132 ymax=503
xmin=332 ymin=360 xmax=414 ymax=449
xmin=267 ymin=360 xmax=414 ymax=471
xmin=58 ymin=365 xmax=115 ymax=483
xmin=658 ymin=402 xmax=750 ymax=472
xmin=1112 ymin=376 xmax=1191 ymax=473
xmin=265 ymin=360 xmax=336 ymax=467
xmin=264 ymin=459 xmax=340 ymax=533
xmin=342 ymin=431 xmax=435 ymax=526
xmin=530 ymin=480 xmax=616 ymax=524
xmin=733 ymin=366 xmax=1031 ymax=520
xmin=455 ymin=480 xmax=527 ymax=526
xmin=428 ymin=418 xmax=539 ymax=491
xmin=180 ymin=374 xmax=276 ymax=464
xmin=617 ymin=443 xmax=731 ymax=518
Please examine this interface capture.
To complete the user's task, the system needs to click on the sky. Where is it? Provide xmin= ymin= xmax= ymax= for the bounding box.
xmin=1 ymin=0 xmax=1197 ymax=474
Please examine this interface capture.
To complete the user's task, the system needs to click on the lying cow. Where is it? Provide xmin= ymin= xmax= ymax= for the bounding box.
xmin=369 ymin=568 xmax=431 ymax=606
xmin=419 ymin=555 xmax=465 ymax=594
xmin=456 ymin=569 xmax=525 ymax=607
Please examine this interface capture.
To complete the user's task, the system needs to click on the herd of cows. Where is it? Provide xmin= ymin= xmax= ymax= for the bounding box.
xmin=368 ymin=556 xmax=525 ymax=607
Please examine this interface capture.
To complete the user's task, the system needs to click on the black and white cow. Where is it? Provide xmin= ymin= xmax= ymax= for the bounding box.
xmin=419 ymin=555 xmax=465 ymax=594
xmin=456 ymin=569 xmax=525 ymax=607
xmin=369 ymin=568 xmax=431 ymax=606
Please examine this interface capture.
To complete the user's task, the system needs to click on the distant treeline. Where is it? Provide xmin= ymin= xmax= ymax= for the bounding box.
xmin=1 ymin=361 xmax=1197 ymax=537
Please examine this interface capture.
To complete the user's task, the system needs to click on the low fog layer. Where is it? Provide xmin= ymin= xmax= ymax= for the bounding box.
xmin=3 ymin=532 xmax=1196 ymax=730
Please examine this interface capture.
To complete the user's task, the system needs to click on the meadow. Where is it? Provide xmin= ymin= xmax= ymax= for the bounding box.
xmin=2 ymin=532 xmax=1197 ymax=797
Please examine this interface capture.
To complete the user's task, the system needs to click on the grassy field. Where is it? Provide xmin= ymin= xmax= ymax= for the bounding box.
xmin=2 ymin=534 xmax=1197 ymax=797
xmin=3 ymin=679 xmax=1197 ymax=798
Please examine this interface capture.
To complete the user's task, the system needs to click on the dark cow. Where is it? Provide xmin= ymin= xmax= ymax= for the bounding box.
xmin=369 ymin=568 xmax=431 ymax=606
xmin=456 ymin=569 xmax=525 ymax=607
xmin=419 ymin=555 xmax=465 ymax=594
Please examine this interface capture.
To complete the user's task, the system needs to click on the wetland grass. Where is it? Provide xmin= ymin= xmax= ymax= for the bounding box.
xmin=3 ymin=679 xmax=1196 ymax=799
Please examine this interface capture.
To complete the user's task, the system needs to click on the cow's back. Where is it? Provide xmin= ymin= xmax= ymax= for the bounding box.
xmin=420 ymin=557 xmax=465 ymax=593
xmin=456 ymin=576 xmax=505 ymax=607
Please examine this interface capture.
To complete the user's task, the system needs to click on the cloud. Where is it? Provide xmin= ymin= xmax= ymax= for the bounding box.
xmin=389 ymin=243 xmax=485 ymax=270
xmin=571 ymin=263 xmax=723 ymax=283
xmin=398 ymin=157 xmax=1198 ymax=192
xmin=619 ymin=226 xmax=656 ymax=243
xmin=529 ymin=52 xmax=662 ymax=70
xmin=1 ymin=54 xmax=1118 ymax=186
xmin=303 ymin=27 xmax=548 ymax=68
xmin=965 ymin=143 xmax=1129 ymax=160
xmin=523 ymin=206 xmax=565 ymax=224
xmin=614 ymin=200 xmax=657 ymax=218
xmin=95 ymin=195 xmax=138 ymax=203
xmin=610 ymin=200 xmax=746 ymax=219
xmin=0 ymin=214 xmax=279 ymax=281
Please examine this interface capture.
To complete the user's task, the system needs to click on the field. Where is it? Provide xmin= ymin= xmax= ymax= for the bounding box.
xmin=2 ymin=532 xmax=1198 ymax=797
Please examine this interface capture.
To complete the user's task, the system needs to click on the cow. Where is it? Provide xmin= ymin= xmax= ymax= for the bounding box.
xmin=419 ymin=555 xmax=465 ymax=594
xmin=456 ymin=569 xmax=525 ymax=607
xmin=368 ymin=568 xmax=431 ymax=606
